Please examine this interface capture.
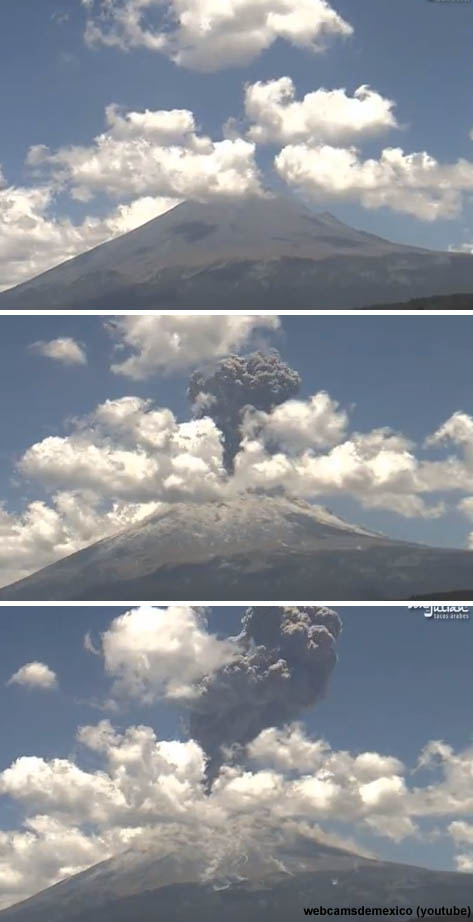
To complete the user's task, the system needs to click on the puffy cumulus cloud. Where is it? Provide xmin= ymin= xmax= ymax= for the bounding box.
xmin=245 ymin=78 xmax=398 ymax=145
xmin=19 ymin=396 xmax=225 ymax=501
xmin=0 ymin=491 xmax=165 ymax=588
xmin=6 ymin=385 xmax=473 ymax=587
xmin=426 ymin=411 xmax=473 ymax=453
xmin=245 ymin=726 xmax=473 ymax=844
xmin=449 ymin=240 xmax=473 ymax=255
xmin=233 ymin=420 xmax=446 ymax=519
xmin=248 ymin=726 xmax=404 ymax=781
xmin=458 ymin=496 xmax=473 ymax=548
xmin=83 ymin=0 xmax=353 ymax=71
xmin=411 ymin=740 xmax=473 ymax=817
xmin=248 ymin=724 xmax=332 ymax=773
xmin=0 ymin=394 xmax=226 ymax=587
xmin=6 ymin=662 xmax=58 ymax=690
xmin=109 ymin=314 xmax=280 ymax=379
xmin=456 ymin=854 xmax=473 ymax=872
xmin=0 ymin=716 xmax=207 ymax=908
xmin=243 ymin=391 xmax=349 ymax=454
xmin=97 ymin=606 xmax=238 ymax=701
xmin=0 ymin=816 xmax=126 ymax=910
xmin=0 ymin=178 xmax=177 ymax=291
xmin=449 ymin=821 xmax=473 ymax=845
xmin=0 ymin=756 xmax=126 ymax=823
xmin=28 ymin=337 xmax=87 ymax=366
xmin=246 ymin=725 xmax=410 ymax=833
xmin=91 ymin=193 xmax=179 ymax=232
xmin=421 ymin=412 xmax=473 ymax=509
xmin=3 ymin=715 xmax=473 ymax=909
xmin=449 ymin=824 xmax=473 ymax=872
xmin=28 ymin=103 xmax=263 ymax=203
xmin=275 ymin=144 xmax=473 ymax=221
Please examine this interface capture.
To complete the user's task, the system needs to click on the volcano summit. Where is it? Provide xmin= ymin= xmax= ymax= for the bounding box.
xmin=2 ymin=195 xmax=473 ymax=310
xmin=1 ymin=495 xmax=473 ymax=601
xmin=1 ymin=835 xmax=471 ymax=922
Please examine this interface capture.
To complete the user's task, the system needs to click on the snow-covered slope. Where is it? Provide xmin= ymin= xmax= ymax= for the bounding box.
xmin=1 ymin=836 xmax=471 ymax=921
xmin=0 ymin=495 xmax=472 ymax=600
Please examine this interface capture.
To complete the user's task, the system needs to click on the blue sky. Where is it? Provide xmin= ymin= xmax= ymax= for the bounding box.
xmin=2 ymin=0 xmax=473 ymax=290
xmin=2 ymin=312 xmax=473 ymax=591
xmin=0 ymin=603 xmax=472 ymax=904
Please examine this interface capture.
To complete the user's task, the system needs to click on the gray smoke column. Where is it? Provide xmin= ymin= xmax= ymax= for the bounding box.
xmin=187 ymin=350 xmax=301 ymax=471
xmin=188 ymin=606 xmax=342 ymax=785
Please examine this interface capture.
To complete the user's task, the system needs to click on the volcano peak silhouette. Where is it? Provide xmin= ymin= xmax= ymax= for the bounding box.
xmin=2 ymin=193 xmax=473 ymax=309
xmin=1 ymin=494 xmax=473 ymax=601
xmin=1 ymin=833 xmax=472 ymax=921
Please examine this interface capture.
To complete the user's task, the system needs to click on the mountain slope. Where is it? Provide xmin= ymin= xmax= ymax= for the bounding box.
xmin=1 ymin=838 xmax=471 ymax=921
xmin=1 ymin=195 xmax=473 ymax=309
xmin=365 ymin=292 xmax=473 ymax=310
xmin=0 ymin=495 xmax=472 ymax=601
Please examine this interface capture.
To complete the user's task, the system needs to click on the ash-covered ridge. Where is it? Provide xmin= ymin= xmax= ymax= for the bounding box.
xmin=1 ymin=194 xmax=473 ymax=309
xmin=1 ymin=836 xmax=472 ymax=922
xmin=1 ymin=494 xmax=473 ymax=601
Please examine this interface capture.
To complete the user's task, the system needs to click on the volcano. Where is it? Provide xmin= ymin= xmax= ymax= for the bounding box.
xmin=0 ymin=836 xmax=471 ymax=921
xmin=0 ymin=495 xmax=472 ymax=601
xmin=1 ymin=195 xmax=473 ymax=310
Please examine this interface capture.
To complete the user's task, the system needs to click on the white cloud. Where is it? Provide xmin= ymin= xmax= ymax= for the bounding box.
xmin=6 ymin=389 xmax=473 ymax=587
xmin=28 ymin=104 xmax=263 ymax=204
xmin=275 ymin=144 xmax=473 ymax=221
xmin=448 ymin=240 xmax=473 ymax=254
xmin=98 ymin=606 xmax=237 ymax=701
xmin=6 ymin=662 xmax=58 ymax=690
xmin=455 ymin=854 xmax=473 ymax=872
xmin=233 ymin=420 xmax=446 ymax=519
xmin=0 ymin=815 xmax=126 ymax=908
xmin=242 ymin=391 xmax=349 ymax=453
xmin=83 ymin=0 xmax=353 ymax=71
xmin=19 ymin=397 xmax=225 ymax=501
xmin=109 ymin=314 xmax=280 ymax=378
xmin=449 ymin=821 xmax=473 ymax=845
xmin=0 ymin=613 xmax=471 ymax=914
xmin=1 ymin=95 xmax=263 ymax=289
xmin=410 ymin=740 xmax=473 ymax=817
xmin=29 ymin=337 xmax=87 ymax=366
xmin=0 ymin=756 xmax=124 ymax=822
xmin=0 ymin=393 xmax=225 ymax=586
xmin=426 ymin=411 xmax=473 ymax=452
xmin=0 ymin=392 xmax=226 ymax=586
xmin=94 ymin=194 xmax=179 ymax=233
xmin=2 ymin=714 xmax=473 ymax=909
xmin=0 ymin=179 xmax=177 ymax=291
xmin=0 ymin=491 xmax=165 ymax=588
xmin=245 ymin=78 xmax=398 ymax=145
xmin=457 ymin=496 xmax=473 ymax=549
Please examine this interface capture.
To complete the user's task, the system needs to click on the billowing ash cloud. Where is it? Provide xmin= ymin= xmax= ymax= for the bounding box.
xmin=187 ymin=350 xmax=301 ymax=471
xmin=188 ymin=606 xmax=342 ymax=785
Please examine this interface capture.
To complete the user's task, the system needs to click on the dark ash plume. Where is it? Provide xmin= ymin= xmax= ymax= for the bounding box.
xmin=187 ymin=350 xmax=301 ymax=471
xmin=188 ymin=606 xmax=342 ymax=785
